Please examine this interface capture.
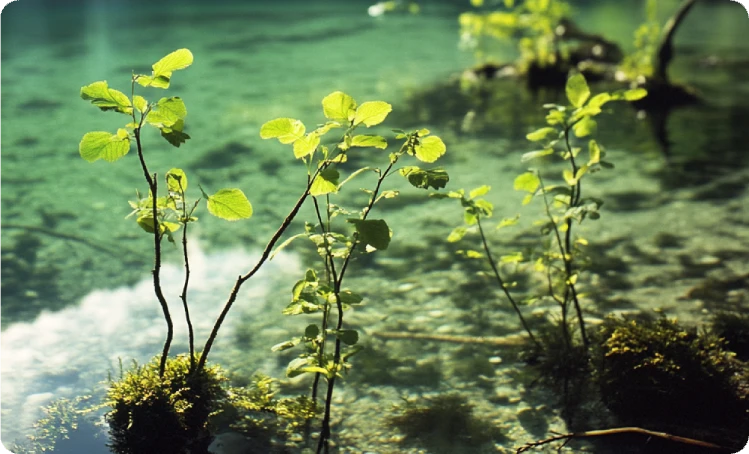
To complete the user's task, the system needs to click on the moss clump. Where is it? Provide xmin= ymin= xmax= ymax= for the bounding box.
xmin=387 ymin=393 xmax=503 ymax=453
xmin=106 ymin=354 xmax=227 ymax=454
xmin=594 ymin=316 xmax=749 ymax=442
xmin=223 ymin=373 xmax=317 ymax=451
xmin=711 ymin=310 xmax=749 ymax=361
xmin=11 ymin=396 xmax=101 ymax=454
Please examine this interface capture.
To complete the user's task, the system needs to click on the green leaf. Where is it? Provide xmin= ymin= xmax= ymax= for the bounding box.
xmin=270 ymin=233 xmax=306 ymax=260
xmin=271 ymin=339 xmax=300 ymax=352
xmin=80 ymin=81 xmax=132 ymax=114
xmin=322 ymin=91 xmax=357 ymax=122
xmin=448 ymin=226 xmax=468 ymax=243
xmin=166 ymin=168 xmax=188 ymax=193
xmin=572 ymin=116 xmax=597 ymax=138
xmin=338 ymin=290 xmax=363 ymax=305
xmin=138 ymin=49 xmax=193 ymax=89
xmin=497 ymin=215 xmax=519 ymax=229
xmin=526 ymin=127 xmax=557 ymax=142
xmin=338 ymin=330 xmax=359 ymax=346
xmin=350 ymin=135 xmax=387 ymax=149
xmin=293 ymin=132 xmax=320 ymax=159
xmin=513 ymin=172 xmax=540 ymax=193
xmin=562 ymin=169 xmax=576 ymax=186
xmin=353 ymin=101 xmax=392 ymax=127
xmin=146 ymin=97 xmax=187 ymax=128
xmin=260 ymin=118 xmax=306 ymax=144
xmin=160 ymin=118 xmax=190 ymax=147
xmin=79 ymin=130 xmax=130 ymax=162
xmin=207 ymin=188 xmax=252 ymax=220
xmin=133 ymin=95 xmax=148 ymax=113
xmin=588 ymin=140 xmax=601 ymax=165
xmin=310 ymin=167 xmax=340 ymax=196
xmin=587 ymin=92 xmax=611 ymax=109
xmin=545 ymin=109 xmax=565 ymax=125
xmin=348 ymin=219 xmax=391 ymax=250
xmin=469 ymin=185 xmax=490 ymax=199
xmin=414 ymin=135 xmax=446 ymax=163
xmin=521 ymin=148 xmax=554 ymax=162
xmin=566 ymin=71 xmax=590 ymax=108
xmin=399 ymin=166 xmax=449 ymax=190
xmin=304 ymin=324 xmax=320 ymax=339
xmin=623 ymin=88 xmax=647 ymax=101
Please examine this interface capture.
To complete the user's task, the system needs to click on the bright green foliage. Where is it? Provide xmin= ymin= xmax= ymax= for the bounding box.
xmin=135 ymin=48 xmax=193 ymax=89
xmin=618 ymin=0 xmax=660 ymax=81
xmin=80 ymin=81 xmax=132 ymax=114
xmin=437 ymin=71 xmax=647 ymax=356
xmin=81 ymin=49 xmax=252 ymax=237
xmin=262 ymin=92 xmax=448 ymax=450
xmin=459 ymin=0 xmax=571 ymax=68
xmin=205 ymin=188 xmax=253 ymax=221
xmin=227 ymin=374 xmax=318 ymax=446
xmin=79 ymin=129 xmax=131 ymax=162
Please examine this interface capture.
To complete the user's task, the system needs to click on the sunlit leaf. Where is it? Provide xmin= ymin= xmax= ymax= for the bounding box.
xmin=469 ymin=185 xmax=490 ymax=199
xmin=80 ymin=81 xmax=132 ymax=114
xmin=521 ymin=148 xmax=554 ymax=162
xmin=513 ymin=172 xmax=540 ymax=193
xmin=353 ymin=101 xmax=392 ymax=127
xmin=448 ymin=226 xmax=468 ymax=243
xmin=137 ymin=48 xmax=193 ymax=89
xmin=322 ymin=91 xmax=356 ymax=122
xmin=293 ymin=132 xmax=320 ymax=159
xmin=566 ymin=71 xmax=590 ymax=108
xmin=414 ymin=135 xmax=446 ymax=163
xmin=350 ymin=135 xmax=387 ymax=149
xmin=79 ymin=130 xmax=130 ymax=162
xmin=572 ymin=116 xmax=596 ymax=138
xmin=260 ymin=118 xmax=306 ymax=144
xmin=207 ymin=188 xmax=252 ymax=220
xmin=310 ymin=167 xmax=340 ymax=196
xmin=526 ymin=127 xmax=557 ymax=142
xmin=166 ymin=168 xmax=188 ymax=193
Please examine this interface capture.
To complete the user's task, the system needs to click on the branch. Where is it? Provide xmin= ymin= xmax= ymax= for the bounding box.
xmin=516 ymin=426 xmax=735 ymax=453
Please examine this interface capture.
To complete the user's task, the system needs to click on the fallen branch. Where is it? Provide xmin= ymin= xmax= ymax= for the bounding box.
xmin=372 ymin=330 xmax=527 ymax=346
xmin=516 ymin=426 xmax=735 ymax=453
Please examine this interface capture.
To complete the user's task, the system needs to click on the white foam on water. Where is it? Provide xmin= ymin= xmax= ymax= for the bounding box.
xmin=0 ymin=240 xmax=301 ymax=444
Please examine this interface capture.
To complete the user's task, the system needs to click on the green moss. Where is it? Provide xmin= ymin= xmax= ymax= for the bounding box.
xmin=711 ymin=310 xmax=749 ymax=361
xmin=387 ymin=393 xmax=504 ymax=453
xmin=593 ymin=316 xmax=749 ymax=440
xmin=224 ymin=373 xmax=317 ymax=449
xmin=11 ymin=396 xmax=98 ymax=454
xmin=106 ymin=354 xmax=227 ymax=454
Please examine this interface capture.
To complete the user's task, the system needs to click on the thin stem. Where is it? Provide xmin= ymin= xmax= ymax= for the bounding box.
xmin=476 ymin=216 xmax=541 ymax=350
xmin=178 ymin=188 xmax=196 ymax=371
xmin=196 ymin=173 xmax=320 ymax=373
xmin=131 ymin=85 xmax=173 ymax=377
xmin=317 ymin=157 xmax=398 ymax=453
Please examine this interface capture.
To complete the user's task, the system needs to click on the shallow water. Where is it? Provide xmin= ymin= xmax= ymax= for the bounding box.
xmin=2 ymin=0 xmax=749 ymax=452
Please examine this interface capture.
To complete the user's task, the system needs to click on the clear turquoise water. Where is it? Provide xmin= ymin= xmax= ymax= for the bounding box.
xmin=2 ymin=0 xmax=749 ymax=452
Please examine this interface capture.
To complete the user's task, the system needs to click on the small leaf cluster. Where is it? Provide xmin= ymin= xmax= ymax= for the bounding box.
xmin=263 ymin=91 xmax=448 ymax=383
xmin=79 ymin=49 xmax=252 ymax=235
xmin=437 ymin=72 xmax=647 ymax=353
xmin=459 ymin=0 xmax=571 ymax=68
xmin=261 ymin=92 xmax=448 ymax=450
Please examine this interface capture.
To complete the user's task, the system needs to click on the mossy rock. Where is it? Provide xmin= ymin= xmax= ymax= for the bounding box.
xmin=593 ymin=316 xmax=749 ymax=444
xmin=106 ymin=355 xmax=228 ymax=454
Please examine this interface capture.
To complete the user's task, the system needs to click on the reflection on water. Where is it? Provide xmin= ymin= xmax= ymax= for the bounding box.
xmin=2 ymin=0 xmax=748 ymax=451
